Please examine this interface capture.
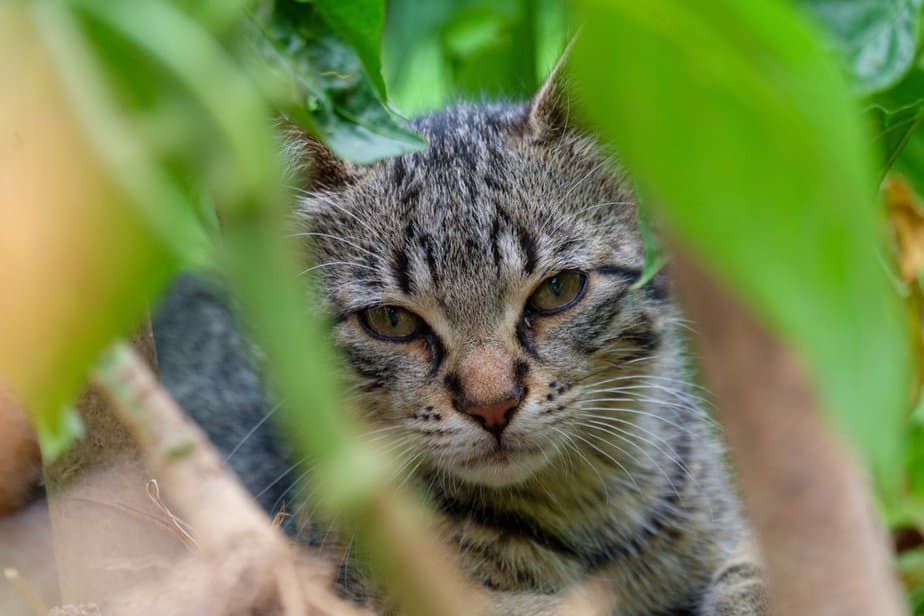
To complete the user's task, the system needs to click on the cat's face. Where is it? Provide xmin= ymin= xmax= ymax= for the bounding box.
xmin=296 ymin=90 xmax=673 ymax=488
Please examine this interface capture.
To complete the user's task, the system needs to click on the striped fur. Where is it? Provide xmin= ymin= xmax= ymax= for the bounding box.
xmin=289 ymin=82 xmax=765 ymax=615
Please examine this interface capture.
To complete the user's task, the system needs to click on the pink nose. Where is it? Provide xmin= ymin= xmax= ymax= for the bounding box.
xmin=462 ymin=397 xmax=520 ymax=434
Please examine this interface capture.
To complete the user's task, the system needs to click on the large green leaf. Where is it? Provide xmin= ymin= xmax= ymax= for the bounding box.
xmin=801 ymin=0 xmax=924 ymax=95
xmin=312 ymin=0 xmax=388 ymax=100
xmin=573 ymin=0 xmax=913 ymax=486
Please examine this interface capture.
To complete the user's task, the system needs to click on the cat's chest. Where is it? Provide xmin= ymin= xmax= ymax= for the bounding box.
xmin=434 ymin=492 xmax=644 ymax=594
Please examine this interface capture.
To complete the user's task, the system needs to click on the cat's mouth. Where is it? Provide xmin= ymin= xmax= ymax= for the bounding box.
xmin=454 ymin=442 xmax=547 ymax=486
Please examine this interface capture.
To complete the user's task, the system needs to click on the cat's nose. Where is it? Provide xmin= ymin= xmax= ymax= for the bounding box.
xmin=459 ymin=396 xmax=522 ymax=435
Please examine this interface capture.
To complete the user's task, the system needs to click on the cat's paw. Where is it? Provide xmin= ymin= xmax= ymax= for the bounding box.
xmin=699 ymin=561 xmax=767 ymax=616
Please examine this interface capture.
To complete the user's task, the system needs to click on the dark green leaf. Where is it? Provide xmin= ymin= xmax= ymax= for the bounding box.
xmin=253 ymin=1 xmax=426 ymax=162
xmin=313 ymin=0 xmax=389 ymax=100
xmin=801 ymin=0 xmax=924 ymax=95
xmin=869 ymin=68 xmax=924 ymax=179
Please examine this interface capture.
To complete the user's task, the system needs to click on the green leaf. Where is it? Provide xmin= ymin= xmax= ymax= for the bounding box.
xmin=381 ymin=0 xmax=571 ymax=115
xmin=35 ymin=405 xmax=85 ymax=462
xmin=252 ymin=1 xmax=425 ymax=163
xmin=896 ymin=122 xmax=924 ymax=199
xmin=869 ymin=68 xmax=924 ymax=181
xmin=313 ymin=0 xmax=389 ymax=100
xmin=573 ymin=0 xmax=913 ymax=487
xmin=630 ymin=187 xmax=667 ymax=291
xmin=441 ymin=2 xmax=538 ymax=100
xmin=800 ymin=0 xmax=924 ymax=95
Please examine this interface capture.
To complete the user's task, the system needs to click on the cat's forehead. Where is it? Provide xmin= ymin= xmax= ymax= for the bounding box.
xmin=304 ymin=103 xmax=641 ymax=326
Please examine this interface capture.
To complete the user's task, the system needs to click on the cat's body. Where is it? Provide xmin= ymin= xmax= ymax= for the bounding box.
xmin=155 ymin=72 xmax=765 ymax=615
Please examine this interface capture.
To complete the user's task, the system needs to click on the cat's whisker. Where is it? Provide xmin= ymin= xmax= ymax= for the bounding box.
xmin=552 ymin=426 xmax=641 ymax=493
xmin=574 ymin=404 xmax=693 ymax=433
xmin=290 ymin=231 xmax=389 ymax=264
xmin=298 ymin=261 xmax=380 ymax=276
xmin=587 ymin=369 xmax=712 ymax=396
xmin=296 ymin=191 xmax=382 ymax=240
xmin=578 ymin=416 xmax=693 ymax=482
xmin=397 ymin=454 xmax=427 ymax=490
xmin=547 ymin=426 xmax=610 ymax=505
xmin=559 ymin=158 xmax=613 ymax=207
xmin=578 ymin=389 xmax=715 ymax=424
xmin=576 ymin=423 xmax=683 ymax=501
xmin=578 ymin=377 xmax=712 ymax=411
xmin=254 ymin=454 xmax=312 ymax=502
xmin=579 ymin=200 xmax=636 ymax=216
xmin=581 ymin=371 xmax=706 ymax=393
xmin=578 ymin=387 xmax=709 ymax=415
xmin=225 ymin=402 xmax=282 ymax=462
xmin=582 ymin=414 xmax=703 ymax=496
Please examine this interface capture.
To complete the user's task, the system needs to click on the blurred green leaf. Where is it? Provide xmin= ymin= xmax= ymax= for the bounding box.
xmin=36 ymin=405 xmax=85 ymax=462
xmin=313 ymin=0 xmax=389 ymax=100
xmin=574 ymin=0 xmax=913 ymax=485
xmin=253 ymin=0 xmax=426 ymax=163
xmin=630 ymin=187 xmax=667 ymax=290
xmin=382 ymin=0 xmax=569 ymax=115
xmin=441 ymin=2 xmax=538 ymax=99
xmin=900 ymin=548 xmax=924 ymax=613
xmin=801 ymin=0 xmax=924 ymax=95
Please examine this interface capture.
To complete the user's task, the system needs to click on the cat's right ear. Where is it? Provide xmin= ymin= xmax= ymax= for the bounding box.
xmin=281 ymin=122 xmax=360 ymax=191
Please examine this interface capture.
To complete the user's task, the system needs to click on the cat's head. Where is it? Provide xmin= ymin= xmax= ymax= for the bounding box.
xmin=293 ymin=69 xmax=677 ymax=488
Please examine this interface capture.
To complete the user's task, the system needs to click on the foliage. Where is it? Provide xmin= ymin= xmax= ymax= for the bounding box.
xmin=252 ymin=0 xmax=425 ymax=161
xmin=569 ymin=1 xmax=924 ymax=611
xmin=5 ymin=1 xmax=461 ymax=613
xmin=574 ymin=0 xmax=911 ymax=483
xmin=382 ymin=0 xmax=569 ymax=114
xmin=8 ymin=0 xmax=924 ymax=611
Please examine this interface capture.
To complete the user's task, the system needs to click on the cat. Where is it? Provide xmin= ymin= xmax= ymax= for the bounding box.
xmin=154 ymin=67 xmax=767 ymax=615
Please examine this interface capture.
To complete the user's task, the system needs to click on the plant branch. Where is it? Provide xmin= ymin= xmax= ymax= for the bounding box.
xmin=670 ymin=249 xmax=906 ymax=615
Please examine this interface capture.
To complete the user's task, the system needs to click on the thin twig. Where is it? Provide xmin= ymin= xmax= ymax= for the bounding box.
xmin=3 ymin=568 xmax=47 ymax=616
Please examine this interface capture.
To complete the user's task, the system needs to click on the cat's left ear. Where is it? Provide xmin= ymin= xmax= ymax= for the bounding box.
xmin=281 ymin=121 xmax=364 ymax=191
xmin=528 ymin=42 xmax=575 ymax=138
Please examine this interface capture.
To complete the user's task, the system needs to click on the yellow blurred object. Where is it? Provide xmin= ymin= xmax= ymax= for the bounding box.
xmin=0 ymin=6 xmax=168 ymax=450
xmin=886 ymin=174 xmax=924 ymax=284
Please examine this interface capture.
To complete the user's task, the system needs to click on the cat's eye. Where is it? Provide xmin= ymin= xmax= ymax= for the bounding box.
xmin=527 ymin=270 xmax=587 ymax=315
xmin=359 ymin=305 xmax=423 ymax=341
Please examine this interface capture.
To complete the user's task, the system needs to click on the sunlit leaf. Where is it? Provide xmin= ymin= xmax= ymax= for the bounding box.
xmin=573 ymin=0 xmax=913 ymax=485
xmin=1 ymin=6 xmax=176 ymax=457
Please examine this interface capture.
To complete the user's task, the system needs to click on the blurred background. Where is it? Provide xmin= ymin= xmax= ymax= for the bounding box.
xmin=4 ymin=0 xmax=924 ymax=614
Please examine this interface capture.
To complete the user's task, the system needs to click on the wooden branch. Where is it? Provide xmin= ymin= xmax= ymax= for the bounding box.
xmin=90 ymin=341 xmax=367 ymax=616
xmin=670 ymin=251 xmax=906 ymax=615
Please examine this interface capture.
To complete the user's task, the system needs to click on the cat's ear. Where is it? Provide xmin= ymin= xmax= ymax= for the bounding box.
xmin=528 ymin=43 xmax=575 ymax=138
xmin=281 ymin=122 xmax=361 ymax=191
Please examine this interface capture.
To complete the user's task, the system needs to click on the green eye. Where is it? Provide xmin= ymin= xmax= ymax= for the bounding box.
xmin=360 ymin=305 xmax=423 ymax=341
xmin=528 ymin=270 xmax=587 ymax=314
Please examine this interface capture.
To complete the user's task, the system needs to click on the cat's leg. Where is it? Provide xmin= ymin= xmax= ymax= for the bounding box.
xmin=699 ymin=539 xmax=767 ymax=616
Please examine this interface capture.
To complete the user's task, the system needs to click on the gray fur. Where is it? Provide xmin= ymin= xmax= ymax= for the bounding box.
xmin=154 ymin=77 xmax=765 ymax=614
xmin=285 ymin=80 xmax=766 ymax=615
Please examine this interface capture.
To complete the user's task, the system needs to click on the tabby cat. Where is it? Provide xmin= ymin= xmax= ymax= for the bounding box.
xmin=284 ymin=67 xmax=767 ymax=615
xmin=155 ymin=67 xmax=766 ymax=614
